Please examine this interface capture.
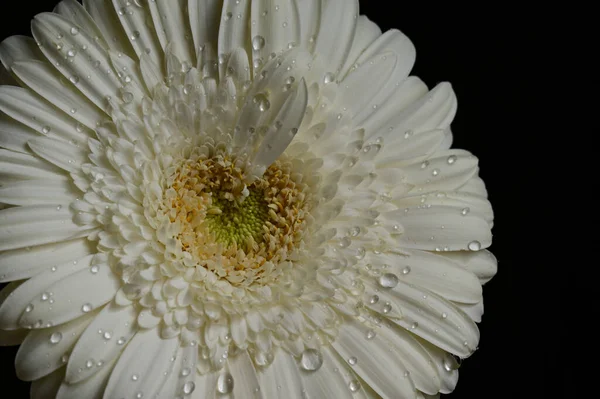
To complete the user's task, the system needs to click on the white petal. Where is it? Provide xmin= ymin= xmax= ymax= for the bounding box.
xmin=415 ymin=339 xmax=459 ymax=394
xmin=31 ymin=12 xmax=123 ymax=112
xmin=173 ymin=343 xmax=200 ymax=397
xmin=148 ymin=0 xmax=195 ymax=65
xmin=30 ymin=368 xmax=66 ymax=399
xmin=19 ymin=259 xmax=120 ymax=328
xmin=258 ymin=348 xmax=305 ymax=398
xmin=16 ymin=311 xmax=95 ymax=381
xmin=28 ymin=137 xmax=90 ymax=173
xmin=0 ymin=179 xmax=79 ymax=207
xmin=339 ymin=15 xmax=382 ymax=78
xmin=455 ymin=300 xmax=484 ymax=323
xmin=0 ymin=149 xmax=66 ymax=181
xmin=217 ymin=0 xmax=251 ymax=64
xmin=0 ymin=86 xmax=91 ymax=145
xmin=12 ymin=60 xmax=106 ymax=130
xmin=189 ymin=372 xmax=218 ymax=398
xmin=299 ymin=346 xmax=373 ymax=399
xmin=295 ymin=0 xmax=320 ymax=50
xmin=251 ymin=78 xmax=308 ymax=174
xmin=312 ymin=0 xmax=358 ymax=75
xmin=82 ymin=0 xmax=135 ymax=57
xmin=228 ymin=350 xmax=261 ymax=397
xmin=0 ymin=238 xmax=93 ymax=283
xmin=250 ymin=0 xmax=300 ymax=71
xmin=54 ymin=0 xmax=110 ymax=51
xmin=331 ymin=319 xmax=417 ymax=399
xmin=66 ymin=303 xmax=137 ymax=383
xmin=111 ymin=0 xmax=163 ymax=66
xmin=103 ymin=328 xmax=180 ymax=399
xmin=439 ymin=250 xmax=498 ymax=285
xmin=189 ymin=0 xmax=223 ymax=58
xmin=57 ymin=357 xmax=117 ymax=399
xmin=0 ymin=257 xmax=88 ymax=329
xmin=0 ymin=35 xmax=44 ymax=71
xmin=370 ymin=278 xmax=479 ymax=357
xmin=370 ymin=249 xmax=482 ymax=304
xmin=377 ymin=326 xmax=441 ymax=395
xmin=0 ymin=204 xmax=93 ymax=252
xmin=0 ymin=114 xmax=40 ymax=154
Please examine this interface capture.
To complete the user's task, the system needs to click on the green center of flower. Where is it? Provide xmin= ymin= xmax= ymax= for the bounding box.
xmin=206 ymin=188 xmax=269 ymax=248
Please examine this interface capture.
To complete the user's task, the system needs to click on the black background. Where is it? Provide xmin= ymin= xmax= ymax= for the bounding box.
xmin=0 ymin=1 xmax=565 ymax=398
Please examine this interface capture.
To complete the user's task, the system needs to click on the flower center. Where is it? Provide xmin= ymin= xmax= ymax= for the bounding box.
xmin=156 ymin=150 xmax=311 ymax=285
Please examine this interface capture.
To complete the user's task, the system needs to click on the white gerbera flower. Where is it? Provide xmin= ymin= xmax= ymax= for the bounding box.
xmin=0 ymin=1 xmax=497 ymax=398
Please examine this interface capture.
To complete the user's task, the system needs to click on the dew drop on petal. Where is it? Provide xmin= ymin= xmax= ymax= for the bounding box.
xmin=117 ymin=337 xmax=126 ymax=345
xmin=253 ymin=93 xmax=270 ymax=112
xmin=402 ymin=266 xmax=411 ymax=275
xmin=382 ymin=303 xmax=392 ymax=314
xmin=42 ymin=126 xmax=51 ymax=134
xmin=82 ymin=303 xmax=92 ymax=313
xmin=378 ymin=273 xmax=399 ymax=288
xmin=368 ymin=295 xmax=379 ymax=305
xmin=461 ymin=207 xmax=470 ymax=216
xmin=252 ymin=35 xmax=265 ymax=51
xmin=348 ymin=356 xmax=357 ymax=366
xmin=323 ymin=72 xmax=335 ymax=84
xmin=447 ymin=155 xmax=457 ymax=165
xmin=70 ymin=27 xmax=79 ymax=35
xmin=70 ymin=75 xmax=79 ymax=84
xmin=25 ymin=304 xmax=34 ymax=313
xmin=300 ymin=349 xmax=323 ymax=371
xmin=365 ymin=329 xmax=376 ymax=340
xmin=349 ymin=380 xmax=361 ymax=392
xmin=183 ymin=381 xmax=196 ymax=394
xmin=216 ymin=372 xmax=234 ymax=394
xmin=468 ymin=240 xmax=481 ymax=251
xmin=49 ymin=332 xmax=63 ymax=344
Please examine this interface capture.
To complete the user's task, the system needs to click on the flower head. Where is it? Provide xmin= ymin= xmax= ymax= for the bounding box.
xmin=0 ymin=0 xmax=496 ymax=398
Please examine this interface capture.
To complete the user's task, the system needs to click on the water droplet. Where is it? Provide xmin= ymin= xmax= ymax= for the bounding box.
xmin=183 ymin=381 xmax=196 ymax=394
xmin=224 ymin=12 xmax=232 ymax=21
xmin=468 ymin=240 xmax=481 ymax=251
xmin=135 ymin=392 xmax=143 ymax=399
xmin=402 ymin=266 xmax=411 ymax=275
xmin=323 ymin=72 xmax=335 ymax=84
xmin=411 ymin=322 xmax=419 ymax=329
xmin=90 ymin=265 xmax=99 ymax=274
xmin=122 ymin=92 xmax=134 ymax=103
xmin=50 ymin=332 xmax=63 ymax=344
xmin=86 ymin=359 xmax=93 ymax=368
xmin=132 ymin=374 xmax=139 ymax=381
xmin=82 ymin=303 xmax=92 ymax=313
xmin=369 ymin=295 xmax=379 ymax=305
xmin=117 ymin=337 xmax=126 ymax=345
xmin=253 ymin=93 xmax=270 ymax=112
xmin=217 ymin=372 xmax=234 ymax=394
xmin=300 ymin=349 xmax=323 ymax=371
xmin=348 ymin=356 xmax=357 ymax=366
xmin=447 ymin=155 xmax=457 ymax=165
xmin=461 ymin=207 xmax=470 ymax=216
xmin=348 ymin=380 xmax=361 ymax=392
xmin=180 ymin=367 xmax=191 ymax=377
xmin=443 ymin=356 xmax=460 ymax=372
xmin=432 ymin=168 xmax=440 ymax=176
xmin=61 ymin=355 xmax=69 ymax=364
xmin=103 ymin=331 xmax=112 ymax=340
xmin=42 ymin=126 xmax=51 ymax=134
xmin=421 ymin=161 xmax=429 ymax=169
xmin=382 ymin=303 xmax=392 ymax=314
xmin=252 ymin=35 xmax=265 ymax=51
xmin=70 ymin=27 xmax=79 ymax=35
xmin=254 ymin=351 xmax=274 ymax=367
xmin=67 ymin=48 xmax=77 ymax=57
xmin=365 ymin=329 xmax=376 ymax=340
xmin=378 ymin=273 xmax=399 ymax=288
xmin=441 ymin=312 xmax=448 ymax=319
xmin=25 ymin=304 xmax=34 ymax=313
xmin=70 ymin=75 xmax=79 ymax=84
xmin=339 ymin=237 xmax=351 ymax=248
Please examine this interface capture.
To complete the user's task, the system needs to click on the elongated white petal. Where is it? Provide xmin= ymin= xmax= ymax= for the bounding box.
xmin=103 ymin=328 xmax=179 ymax=399
xmin=111 ymin=0 xmax=163 ymax=66
xmin=31 ymin=12 xmax=123 ymax=111
xmin=16 ymin=311 xmax=95 ymax=381
xmin=0 ymin=35 xmax=44 ymax=72
xmin=148 ymin=0 xmax=194 ymax=65
xmin=218 ymin=0 xmax=252 ymax=60
xmin=0 ymin=86 xmax=91 ymax=145
xmin=54 ymin=0 xmax=110 ymax=51
xmin=28 ymin=137 xmax=90 ymax=173
xmin=66 ymin=303 xmax=137 ymax=383
xmin=19 ymin=260 xmax=120 ymax=328
xmin=258 ymin=348 xmax=305 ymax=398
xmin=0 ymin=256 xmax=90 ymax=330
xmin=189 ymin=0 xmax=224 ymax=57
xmin=0 ymin=238 xmax=93 ymax=283
xmin=339 ymin=15 xmax=382 ymax=78
xmin=0 ymin=204 xmax=93 ymax=252
xmin=332 ymin=320 xmax=417 ymax=398
xmin=57 ymin=357 xmax=117 ymax=399
xmin=0 ymin=115 xmax=39 ymax=154
xmin=12 ymin=60 xmax=106 ymax=130
xmin=228 ymin=350 xmax=261 ymax=397
xmin=439 ymin=250 xmax=498 ymax=285
xmin=30 ymin=368 xmax=66 ymax=399
xmin=250 ymin=0 xmax=300 ymax=69
xmin=82 ymin=0 xmax=135 ymax=57
xmin=312 ymin=0 xmax=358 ymax=75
